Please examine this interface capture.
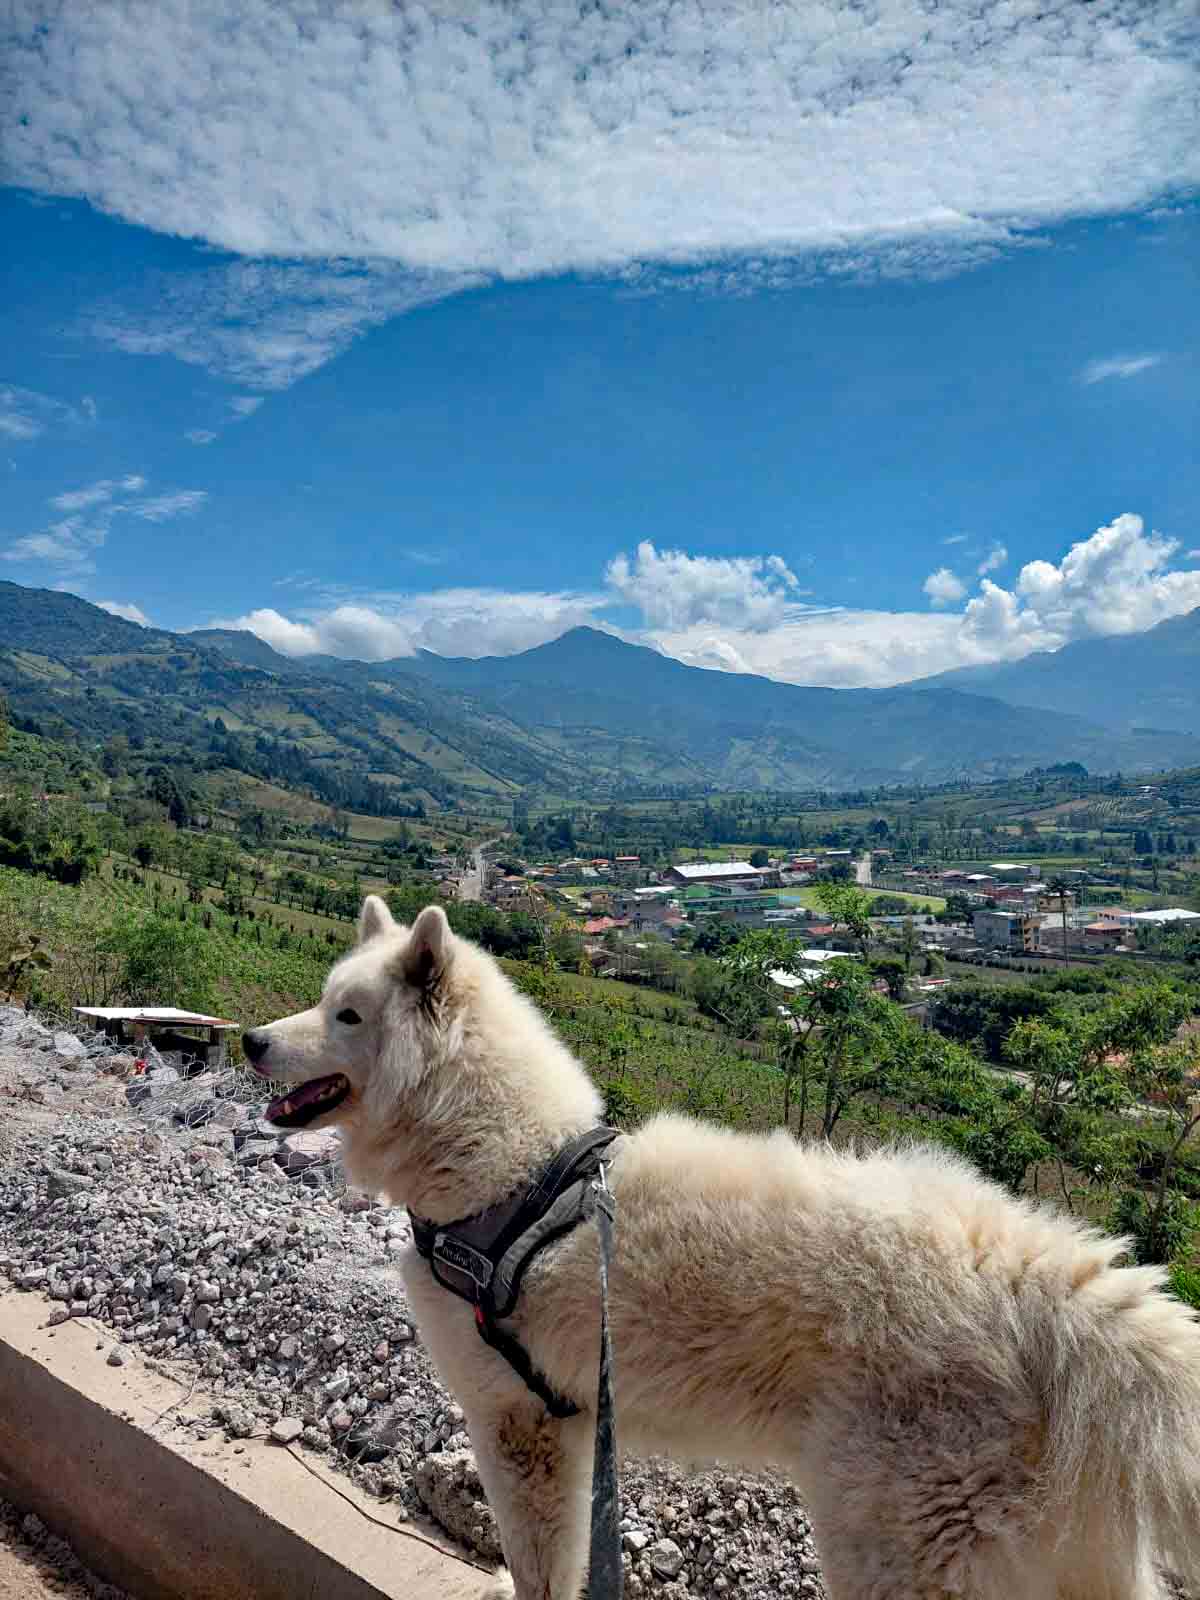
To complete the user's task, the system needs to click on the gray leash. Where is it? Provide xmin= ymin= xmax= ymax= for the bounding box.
xmin=585 ymin=1165 xmax=623 ymax=1600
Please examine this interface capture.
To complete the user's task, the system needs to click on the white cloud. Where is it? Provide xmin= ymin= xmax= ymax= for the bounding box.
xmin=0 ymin=412 xmax=41 ymax=441
xmin=977 ymin=544 xmax=1008 ymax=576
xmin=1080 ymin=353 xmax=1164 ymax=385
xmin=97 ymin=599 xmax=150 ymax=625
xmin=3 ymin=474 xmax=205 ymax=573
xmin=648 ymin=611 xmax=968 ymax=688
xmin=962 ymin=513 xmax=1200 ymax=649
xmin=185 ymin=429 xmax=217 ymax=445
xmin=196 ymin=513 xmax=1200 ymax=690
xmin=7 ymin=3 xmax=1197 ymax=297
xmin=127 ymin=490 xmax=207 ymax=522
xmin=82 ymin=260 xmax=478 ymax=390
xmin=81 ymin=395 xmax=97 ymax=421
xmin=923 ymin=567 xmax=967 ymax=607
xmin=605 ymin=541 xmax=809 ymax=631
xmin=642 ymin=515 xmax=1200 ymax=686
xmin=211 ymin=588 xmax=609 ymax=662
xmin=49 ymin=475 xmax=145 ymax=513
xmin=0 ymin=384 xmax=92 ymax=442
xmin=1188 ymin=549 xmax=1200 ymax=560
xmin=228 ymin=396 xmax=264 ymax=418
xmin=942 ymin=534 xmax=968 ymax=546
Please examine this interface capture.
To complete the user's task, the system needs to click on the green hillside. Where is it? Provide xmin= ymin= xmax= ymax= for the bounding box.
xmin=4 ymin=583 xmax=1200 ymax=817
xmin=913 ymin=608 xmax=1200 ymax=734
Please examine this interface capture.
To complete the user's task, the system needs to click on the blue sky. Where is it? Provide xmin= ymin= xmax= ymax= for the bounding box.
xmin=2 ymin=1 xmax=1198 ymax=687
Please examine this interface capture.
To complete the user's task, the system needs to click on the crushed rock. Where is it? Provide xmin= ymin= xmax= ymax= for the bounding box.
xmin=0 ymin=1004 xmax=826 ymax=1597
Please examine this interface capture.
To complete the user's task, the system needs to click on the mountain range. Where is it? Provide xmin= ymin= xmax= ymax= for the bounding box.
xmin=913 ymin=607 xmax=1200 ymax=735
xmin=2 ymin=579 xmax=1198 ymax=807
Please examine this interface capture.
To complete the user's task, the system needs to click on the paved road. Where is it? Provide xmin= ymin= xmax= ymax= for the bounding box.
xmin=458 ymin=838 xmax=500 ymax=902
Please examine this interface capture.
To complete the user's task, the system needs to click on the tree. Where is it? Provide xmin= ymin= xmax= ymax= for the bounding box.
xmin=811 ymin=882 xmax=873 ymax=959
xmin=793 ymin=960 xmax=902 ymax=1138
xmin=898 ymin=916 xmax=919 ymax=974
xmin=1004 ymin=983 xmax=1195 ymax=1223
xmin=749 ymin=848 xmax=770 ymax=868
xmin=1114 ymin=1035 xmax=1200 ymax=1264
xmin=870 ymin=954 xmax=907 ymax=1002
xmin=1046 ymin=874 xmax=1072 ymax=966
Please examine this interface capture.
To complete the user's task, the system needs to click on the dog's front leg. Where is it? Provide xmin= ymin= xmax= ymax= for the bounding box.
xmin=470 ymin=1399 xmax=594 ymax=1600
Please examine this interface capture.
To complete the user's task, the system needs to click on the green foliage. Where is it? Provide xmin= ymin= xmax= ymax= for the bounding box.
xmin=106 ymin=914 xmax=218 ymax=1012
xmin=810 ymin=882 xmax=873 ymax=955
xmin=1167 ymin=1261 xmax=1200 ymax=1311
xmin=0 ymin=792 xmax=102 ymax=884
xmin=870 ymin=954 xmax=907 ymax=1001
xmin=929 ymin=979 xmax=1057 ymax=1059
xmin=1113 ymin=1188 xmax=1200 ymax=1268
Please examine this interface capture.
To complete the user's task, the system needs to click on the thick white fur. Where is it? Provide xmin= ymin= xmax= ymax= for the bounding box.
xmin=251 ymin=897 xmax=1200 ymax=1600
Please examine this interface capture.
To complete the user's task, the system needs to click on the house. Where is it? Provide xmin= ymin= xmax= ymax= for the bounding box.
xmin=667 ymin=861 xmax=764 ymax=888
xmin=1083 ymin=923 xmax=1130 ymax=951
xmin=612 ymin=855 xmax=645 ymax=882
xmin=972 ymin=909 xmax=1042 ymax=952
xmin=1126 ymin=908 xmax=1200 ymax=927
xmin=989 ymin=862 xmax=1038 ymax=881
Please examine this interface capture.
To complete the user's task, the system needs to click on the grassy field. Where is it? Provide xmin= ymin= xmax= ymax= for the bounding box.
xmin=860 ymin=887 xmax=948 ymax=912
xmin=782 ymin=885 xmax=947 ymax=913
xmin=101 ymin=858 xmax=356 ymax=936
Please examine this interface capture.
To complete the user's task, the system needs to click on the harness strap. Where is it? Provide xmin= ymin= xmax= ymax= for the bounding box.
xmin=473 ymin=1304 xmax=581 ymax=1419
xmin=410 ymin=1126 xmax=624 ymax=1600
xmin=585 ymin=1169 xmax=623 ymax=1600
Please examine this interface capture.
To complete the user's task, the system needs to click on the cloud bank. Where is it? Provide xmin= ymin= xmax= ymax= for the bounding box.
xmin=211 ymin=588 xmax=610 ymax=663
xmin=7 ymin=3 xmax=1197 ymax=285
xmin=210 ymin=515 xmax=1200 ymax=687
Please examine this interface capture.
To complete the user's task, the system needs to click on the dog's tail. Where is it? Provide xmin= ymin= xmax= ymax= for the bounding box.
xmin=1037 ymin=1239 xmax=1200 ymax=1589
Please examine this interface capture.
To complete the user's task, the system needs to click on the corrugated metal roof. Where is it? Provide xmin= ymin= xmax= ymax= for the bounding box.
xmin=670 ymin=861 xmax=759 ymax=880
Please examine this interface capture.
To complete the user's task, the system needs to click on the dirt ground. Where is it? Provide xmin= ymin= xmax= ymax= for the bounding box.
xmin=0 ymin=1503 xmax=129 ymax=1600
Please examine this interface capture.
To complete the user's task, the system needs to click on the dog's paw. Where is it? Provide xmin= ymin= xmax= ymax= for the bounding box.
xmin=480 ymin=1571 xmax=515 ymax=1600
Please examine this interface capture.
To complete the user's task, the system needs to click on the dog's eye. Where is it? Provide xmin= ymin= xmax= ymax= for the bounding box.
xmin=336 ymin=1008 xmax=362 ymax=1026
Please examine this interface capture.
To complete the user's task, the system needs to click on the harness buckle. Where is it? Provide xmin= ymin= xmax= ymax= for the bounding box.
xmin=432 ymin=1231 xmax=494 ymax=1292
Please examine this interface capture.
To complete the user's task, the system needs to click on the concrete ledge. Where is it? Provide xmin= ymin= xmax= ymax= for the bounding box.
xmin=0 ymin=1292 xmax=491 ymax=1600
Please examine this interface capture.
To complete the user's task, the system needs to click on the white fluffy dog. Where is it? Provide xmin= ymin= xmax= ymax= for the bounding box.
xmin=243 ymin=898 xmax=1200 ymax=1600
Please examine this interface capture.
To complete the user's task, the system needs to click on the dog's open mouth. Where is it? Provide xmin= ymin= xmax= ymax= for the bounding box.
xmin=265 ymin=1073 xmax=350 ymax=1129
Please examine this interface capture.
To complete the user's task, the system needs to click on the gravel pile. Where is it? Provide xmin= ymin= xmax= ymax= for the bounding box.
xmin=0 ymin=1005 xmax=824 ymax=1597
xmin=0 ymin=1499 xmax=130 ymax=1600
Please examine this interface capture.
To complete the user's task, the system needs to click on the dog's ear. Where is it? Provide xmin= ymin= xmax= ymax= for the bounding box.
xmin=358 ymin=894 xmax=395 ymax=945
xmin=402 ymin=904 xmax=453 ymax=992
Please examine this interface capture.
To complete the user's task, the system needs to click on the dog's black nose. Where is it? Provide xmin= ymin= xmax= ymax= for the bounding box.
xmin=242 ymin=1029 xmax=270 ymax=1065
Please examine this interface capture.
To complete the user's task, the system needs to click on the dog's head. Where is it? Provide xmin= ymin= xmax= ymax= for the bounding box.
xmin=241 ymin=896 xmax=458 ymax=1135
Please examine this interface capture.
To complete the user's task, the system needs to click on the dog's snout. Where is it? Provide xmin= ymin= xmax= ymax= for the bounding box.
xmin=242 ymin=1028 xmax=270 ymax=1066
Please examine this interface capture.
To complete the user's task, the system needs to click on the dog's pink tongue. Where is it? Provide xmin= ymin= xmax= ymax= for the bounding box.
xmin=265 ymin=1074 xmax=340 ymax=1122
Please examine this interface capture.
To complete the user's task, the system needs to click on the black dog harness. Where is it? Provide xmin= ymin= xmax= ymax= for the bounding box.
xmin=411 ymin=1125 xmax=621 ymax=1414
xmin=411 ymin=1125 xmax=624 ymax=1598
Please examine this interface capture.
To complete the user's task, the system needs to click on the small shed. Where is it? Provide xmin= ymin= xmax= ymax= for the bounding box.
xmin=73 ymin=1006 xmax=239 ymax=1070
